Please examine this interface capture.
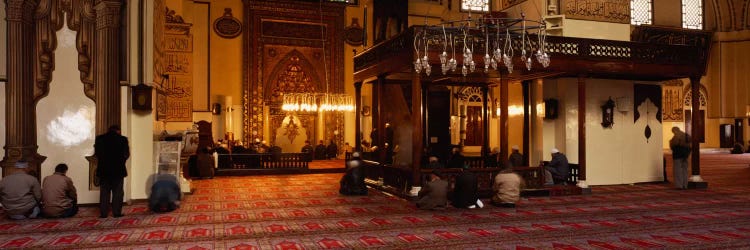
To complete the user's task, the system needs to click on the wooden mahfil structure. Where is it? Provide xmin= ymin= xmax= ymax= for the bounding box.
xmin=352 ymin=21 xmax=712 ymax=195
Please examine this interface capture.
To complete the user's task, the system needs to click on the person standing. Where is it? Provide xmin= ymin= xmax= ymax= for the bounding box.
xmin=42 ymin=164 xmax=78 ymax=218
xmin=0 ymin=161 xmax=42 ymax=219
xmin=669 ymin=127 xmax=691 ymax=189
xmin=95 ymin=125 xmax=130 ymax=218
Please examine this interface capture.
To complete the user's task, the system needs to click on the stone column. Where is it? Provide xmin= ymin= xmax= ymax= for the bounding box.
xmin=1 ymin=0 xmax=46 ymax=178
xmin=688 ymin=76 xmax=707 ymax=189
xmin=94 ymin=0 xmax=123 ymax=135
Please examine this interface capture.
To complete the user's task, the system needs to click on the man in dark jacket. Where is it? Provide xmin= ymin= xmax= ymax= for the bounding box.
xmin=339 ymin=152 xmax=367 ymax=195
xmin=301 ymin=141 xmax=314 ymax=161
xmin=148 ymin=174 xmax=181 ymax=213
xmin=447 ymin=146 xmax=466 ymax=168
xmin=451 ymin=165 xmax=480 ymax=208
xmin=508 ymin=145 xmax=524 ymax=167
xmin=545 ymin=148 xmax=569 ymax=184
xmin=417 ymin=170 xmax=449 ymax=210
xmin=94 ymin=125 xmax=130 ymax=218
xmin=315 ymin=140 xmax=327 ymax=160
xmin=326 ymin=140 xmax=338 ymax=159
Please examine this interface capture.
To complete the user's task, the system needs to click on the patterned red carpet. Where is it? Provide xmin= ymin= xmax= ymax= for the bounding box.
xmin=0 ymin=153 xmax=749 ymax=249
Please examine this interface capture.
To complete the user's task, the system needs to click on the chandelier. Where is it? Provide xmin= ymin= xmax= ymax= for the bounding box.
xmin=281 ymin=0 xmax=354 ymax=113
xmin=413 ymin=12 xmax=550 ymax=76
xmin=282 ymin=93 xmax=355 ymax=112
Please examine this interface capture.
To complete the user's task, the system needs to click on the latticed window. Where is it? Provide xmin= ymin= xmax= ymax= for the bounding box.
xmin=630 ymin=0 xmax=652 ymax=25
xmin=461 ymin=0 xmax=489 ymax=12
xmin=682 ymin=0 xmax=703 ymax=29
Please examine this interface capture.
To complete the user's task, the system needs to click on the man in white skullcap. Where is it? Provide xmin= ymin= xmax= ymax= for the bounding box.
xmin=508 ymin=145 xmax=524 ymax=167
xmin=0 ymin=161 xmax=42 ymax=219
xmin=545 ymin=148 xmax=570 ymax=185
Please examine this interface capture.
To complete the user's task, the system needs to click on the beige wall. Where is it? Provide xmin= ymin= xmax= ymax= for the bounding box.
xmin=653 ymin=0 xmax=682 ymax=27
xmin=544 ymin=78 xmax=663 ymax=185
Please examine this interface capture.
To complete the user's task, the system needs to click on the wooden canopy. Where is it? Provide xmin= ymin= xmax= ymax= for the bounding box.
xmin=352 ymin=25 xmax=711 ymax=188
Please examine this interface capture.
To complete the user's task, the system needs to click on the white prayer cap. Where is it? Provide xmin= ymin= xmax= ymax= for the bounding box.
xmin=512 ymin=145 xmax=519 ymax=150
xmin=551 ymin=148 xmax=559 ymax=154
xmin=14 ymin=161 xmax=29 ymax=169
xmin=352 ymin=152 xmax=361 ymax=158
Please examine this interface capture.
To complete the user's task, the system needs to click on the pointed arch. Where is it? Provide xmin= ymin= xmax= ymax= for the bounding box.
xmin=264 ymin=50 xmax=324 ymax=103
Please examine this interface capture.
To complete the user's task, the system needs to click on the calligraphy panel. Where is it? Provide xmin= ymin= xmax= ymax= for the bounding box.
xmin=662 ymin=80 xmax=684 ymax=122
xmin=562 ymin=0 xmax=630 ymax=24
xmin=164 ymin=74 xmax=193 ymax=121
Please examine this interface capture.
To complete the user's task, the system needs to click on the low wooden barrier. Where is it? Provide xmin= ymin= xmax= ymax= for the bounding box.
xmin=218 ymin=153 xmax=310 ymax=170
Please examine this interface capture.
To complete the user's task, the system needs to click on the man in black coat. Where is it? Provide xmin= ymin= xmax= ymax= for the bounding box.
xmin=451 ymin=165 xmax=480 ymax=208
xmin=339 ymin=152 xmax=367 ymax=195
xmin=95 ymin=125 xmax=130 ymax=218
xmin=315 ymin=140 xmax=327 ymax=160
xmin=545 ymin=148 xmax=570 ymax=184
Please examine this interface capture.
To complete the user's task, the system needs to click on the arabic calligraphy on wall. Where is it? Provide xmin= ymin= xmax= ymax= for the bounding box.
xmin=562 ymin=0 xmax=630 ymax=24
xmin=160 ymin=24 xmax=194 ymax=122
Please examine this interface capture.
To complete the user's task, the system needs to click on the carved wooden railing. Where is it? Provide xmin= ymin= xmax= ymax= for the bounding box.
xmin=218 ymin=153 xmax=310 ymax=170
xmin=354 ymin=26 xmax=707 ymax=78
xmin=362 ymin=160 xmax=413 ymax=195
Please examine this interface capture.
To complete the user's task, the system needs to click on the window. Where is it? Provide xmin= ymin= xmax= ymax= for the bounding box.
xmin=461 ymin=0 xmax=489 ymax=12
xmin=682 ymin=0 xmax=703 ymax=29
xmin=630 ymin=0 xmax=652 ymax=25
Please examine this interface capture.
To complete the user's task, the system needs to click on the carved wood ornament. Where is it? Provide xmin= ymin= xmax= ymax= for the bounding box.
xmin=3 ymin=0 xmax=122 ymax=177
xmin=35 ymin=0 xmax=97 ymax=102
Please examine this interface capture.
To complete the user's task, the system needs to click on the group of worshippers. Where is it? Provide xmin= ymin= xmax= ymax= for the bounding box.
xmin=0 ymin=162 xmax=77 ymax=219
xmin=302 ymin=140 xmax=339 ymax=160
xmin=416 ymin=164 xmax=522 ymax=210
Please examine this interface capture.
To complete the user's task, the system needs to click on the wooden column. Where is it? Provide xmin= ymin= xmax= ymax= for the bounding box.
xmin=577 ymin=76 xmax=587 ymax=184
xmin=1 ymin=0 xmax=46 ymax=178
xmin=354 ymin=81 xmax=363 ymax=152
xmin=94 ymin=1 xmax=123 ymax=135
xmin=372 ymin=75 xmax=386 ymax=162
xmin=689 ymin=76 xmax=705 ymax=187
xmin=522 ymin=80 xmax=531 ymax=166
xmin=499 ymin=79 xmax=509 ymax=162
xmin=411 ymin=72 xmax=423 ymax=186
xmin=481 ymin=86 xmax=490 ymax=157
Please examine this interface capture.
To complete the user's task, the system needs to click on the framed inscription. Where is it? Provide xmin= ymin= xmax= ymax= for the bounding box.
xmin=213 ymin=8 xmax=243 ymax=39
xmin=562 ymin=0 xmax=630 ymax=24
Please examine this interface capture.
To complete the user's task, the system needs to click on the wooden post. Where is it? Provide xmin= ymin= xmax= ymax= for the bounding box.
xmin=375 ymin=75 xmax=386 ymax=160
xmin=577 ymin=76 xmax=588 ymax=187
xmin=481 ymin=86 xmax=490 ymax=158
xmin=411 ymin=72 xmax=423 ymax=187
xmin=354 ymin=81 xmax=363 ymax=152
xmin=522 ymin=80 xmax=531 ymax=166
xmin=688 ymin=76 xmax=707 ymax=188
xmin=499 ymin=79 xmax=509 ymax=162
